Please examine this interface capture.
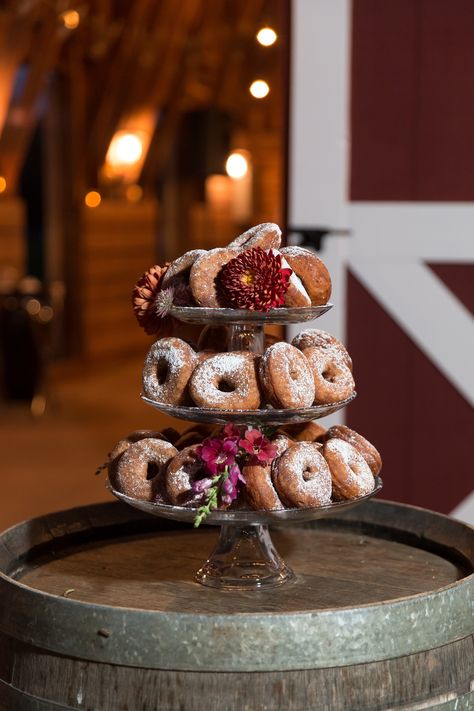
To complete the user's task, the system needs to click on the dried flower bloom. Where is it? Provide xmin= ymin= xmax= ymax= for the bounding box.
xmin=132 ymin=264 xmax=169 ymax=335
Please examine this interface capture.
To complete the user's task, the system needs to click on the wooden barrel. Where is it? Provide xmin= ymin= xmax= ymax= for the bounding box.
xmin=0 ymin=499 xmax=472 ymax=710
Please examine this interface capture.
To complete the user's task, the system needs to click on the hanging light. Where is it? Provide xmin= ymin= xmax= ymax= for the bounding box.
xmin=225 ymin=152 xmax=249 ymax=180
xmin=0 ymin=176 xmax=6 ymax=194
xmin=60 ymin=10 xmax=80 ymax=30
xmin=84 ymin=191 xmax=101 ymax=208
xmin=106 ymin=132 xmax=143 ymax=168
xmin=249 ymin=80 xmax=270 ymax=99
xmin=256 ymin=27 xmax=277 ymax=46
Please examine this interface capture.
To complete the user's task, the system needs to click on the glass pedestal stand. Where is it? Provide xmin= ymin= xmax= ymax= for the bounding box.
xmin=111 ymin=305 xmax=383 ymax=591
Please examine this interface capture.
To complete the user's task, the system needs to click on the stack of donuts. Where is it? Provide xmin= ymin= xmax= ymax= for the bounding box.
xmin=161 ymin=222 xmax=332 ymax=309
xmin=108 ymin=422 xmax=381 ymax=510
xmin=142 ymin=328 xmax=355 ymax=411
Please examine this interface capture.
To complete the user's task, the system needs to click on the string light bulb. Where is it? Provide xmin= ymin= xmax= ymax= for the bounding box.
xmin=249 ymin=80 xmax=270 ymax=99
xmin=0 ymin=176 xmax=6 ymax=194
xmin=60 ymin=10 xmax=80 ymax=30
xmin=84 ymin=191 xmax=101 ymax=208
xmin=225 ymin=152 xmax=249 ymax=180
xmin=106 ymin=132 xmax=143 ymax=168
xmin=256 ymin=27 xmax=277 ymax=46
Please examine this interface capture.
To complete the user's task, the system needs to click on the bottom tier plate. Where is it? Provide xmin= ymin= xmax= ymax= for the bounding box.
xmin=110 ymin=476 xmax=383 ymax=526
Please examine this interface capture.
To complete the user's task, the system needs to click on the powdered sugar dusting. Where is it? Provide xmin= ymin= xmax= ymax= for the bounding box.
xmin=303 ymin=346 xmax=354 ymax=404
xmin=143 ymin=337 xmax=196 ymax=404
xmin=324 ymin=438 xmax=374 ymax=498
xmin=260 ymin=342 xmax=315 ymax=408
xmin=116 ymin=438 xmax=177 ymax=501
xmin=189 ymin=352 xmax=260 ymax=410
xmin=273 ymin=442 xmax=332 ymax=507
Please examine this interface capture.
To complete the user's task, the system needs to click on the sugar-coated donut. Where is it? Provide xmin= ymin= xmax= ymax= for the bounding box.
xmin=272 ymin=442 xmax=332 ymax=508
xmin=325 ymin=425 xmax=382 ymax=475
xmin=268 ymin=249 xmax=311 ymax=307
xmin=189 ymin=351 xmax=261 ymax=410
xmin=161 ymin=249 xmax=206 ymax=292
xmin=107 ymin=430 xmax=168 ymax=488
xmin=115 ymin=438 xmax=178 ymax=501
xmin=228 ymin=222 xmax=281 ymax=251
xmin=142 ymin=337 xmax=197 ymax=405
xmin=166 ymin=445 xmax=207 ymax=506
xmin=323 ymin=438 xmax=374 ymax=499
xmin=303 ymin=346 xmax=355 ymax=404
xmin=189 ymin=248 xmax=238 ymax=307
xmin=292 ymin=328 xmax=352 ymax=371
xmin=280 ymin=246 xmax=332 ymax=305
xmin=243 ymin=464 xmax=284 ymax=511
xmin=259 ymin=342 xmax=315 ymax=409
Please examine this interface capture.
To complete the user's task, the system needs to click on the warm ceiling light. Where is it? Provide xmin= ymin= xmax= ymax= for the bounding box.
xmin=0 ymin=176 xmax=6 ymax=194
xmin=106 ymin=132 xmax=143 ymax=168
xmin=60 ymin=10 xmax=80 ymax=30
xmin=225 ymin=152 xmax=249 ymax=180
xmin=84 ymin=190 xmax=101 ymax=208
xmin=126 ymin=184 xmax=143 ymax=202
xmin=249 ymin=80 xmax=270 ymax=99
xmin=256 ymin=27 xmax=277 ymax=46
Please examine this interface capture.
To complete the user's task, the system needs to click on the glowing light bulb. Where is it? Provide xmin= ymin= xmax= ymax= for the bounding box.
xmin=85 ymin=191 xmax=101 ymax=208
xmin=249 ymin=80 xmax=270 ymax=99
xmin=225 ymin=152 xmax=249 ymax=180
xmin=60 ymin=10 xmax=80 ymax=30
xmin=256 ymin=27 xmax=277 ymax=46
xmin=126 ymin=184 xmax=143 ymax=202
xmin=106 ymin=132 xmax=143 ymax=168
xmin=0 ymin=177 xmax=6 ymax=194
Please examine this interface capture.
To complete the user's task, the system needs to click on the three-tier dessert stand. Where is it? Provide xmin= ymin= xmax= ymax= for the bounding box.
xmin=111 ymin=304 xmax=382 ymax=590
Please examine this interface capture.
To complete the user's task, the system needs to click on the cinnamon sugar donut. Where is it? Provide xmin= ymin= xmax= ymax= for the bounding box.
xmin=228 ymin=222 xmax=281 ymax=251
xmin=107 ymin=430 xmax=167 ymax=488
xmin=161 ymin=249 xmax=206 ymax=292
xmin=142 ymin=337 xmax=197 ymax=405
xmin=325 ymin=425 xmax=382 ymax=475
xmin=189 ymin=248 xmax=238 ymax=307
xmin=323 ymin=438 xmax=374 ymax=500
xmin=243 ymin=464 xmax=284 ymax=511
xmin=272 ymin=443 xmax=332 ymax=508
xmin=115 ymin=438 xmax=177 ymax=501
xmin=166 ymin=445 xmax=207 ymax=506
xmin=292 ymin=329 xmax=352 ymax=371
xmin=280 ymin=246 xmax=332 ymax=305
xmin=259 ymin=342 xmax=315 ymax=409
xmin=189 ymin=351 xmax=261 ymax=410
xmin=303 ymin=347 xmax=355 ymax=404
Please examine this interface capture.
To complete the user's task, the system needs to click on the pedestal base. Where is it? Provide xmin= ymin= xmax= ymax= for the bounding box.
xmin=195 ymin=524 xmax=295 ymax=590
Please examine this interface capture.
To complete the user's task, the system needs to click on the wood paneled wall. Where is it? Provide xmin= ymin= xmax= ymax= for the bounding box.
xmin=0 ymin=198 xmax=25 ymax=278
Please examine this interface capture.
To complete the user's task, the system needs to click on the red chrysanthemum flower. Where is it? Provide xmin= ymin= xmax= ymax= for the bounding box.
xmin=216 ymin=247 xmax=292 ymax=311
xmin=132 ymin=263 xmax=171 ymax=335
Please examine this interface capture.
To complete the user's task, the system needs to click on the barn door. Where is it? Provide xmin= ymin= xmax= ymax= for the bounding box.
xmin=288 ymin=0 xmax=474 ymax=522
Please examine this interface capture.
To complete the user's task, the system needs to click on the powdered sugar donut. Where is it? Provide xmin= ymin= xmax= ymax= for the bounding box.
xmin=189 ymin=248 xmax=238 ymax=307
xmin=115 ymin=438 xmax=178 ymax=501
xmin=161 ymin=249 xmax=206 ymax=293
xmin=259 ymin=342 xmax=315 ymax=409
xmin=268 ymin=249 xmax=311 ymax=307
xmin=325 ymin=425 xmax=382 ymax=475
xmin=272 ymin=442 xmax=332 ymax=508
xmin=228 ymin=222 xmax=281 ymax=251
xmin=107 ymin=430 xmax=168 ymax=488
xmin=292 ymin=328 xmax=352 ymax=371
xmin=280 ymin=246 xmax=332 ymax=305
xmin=277 ymin=421 xmax=326 ymax=443
xmin=303 ymin=346 xmax=355 ymax=404
xmin=189 ymin=351 xmax=261 ymax=410
xmin=243 ymin=464 xmax=284 ymax=511
xmin=323 ymin=438 xmax=374 ymax=500
xmin=142 ymin=337 xmax=197 ymax=405
xmin=166 ymin=445 xmax=207 ymax=506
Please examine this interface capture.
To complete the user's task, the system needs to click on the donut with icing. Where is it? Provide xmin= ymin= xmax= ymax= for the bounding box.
xmin=228 ymin=222 xmax=281 ymax=251
xmin=189 ymin=351 xmax=261 ymax=410
xmin=323 ymin=438 xmax=374 ymax=499
xmin=189 ymin=248 xmax=238 ymax=307
xmin=115 ymin=438 xmax=178 ymax=501
xmin=280 ymin=246 xmax=332 ymax=305
xmin=292 ymin=328 xmax=352 ymax=371
xmin=142 ymin=337 xmax=197 ymax=405
xmin=259 ymin=342 xmax=315 ymax=409
xmin=325 ymin=425 xmax=382 ymax=475
xmin=272 ymin=442 xmax=332 ymax=508
xmin=166 ymin=445 xmax=207 ymax=506
xmin=303 ymin=346 xmax=355 ymax=404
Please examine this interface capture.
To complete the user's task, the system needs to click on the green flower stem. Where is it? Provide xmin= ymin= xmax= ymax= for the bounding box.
xmin=193 ymin=469 xmax=228 ymax=528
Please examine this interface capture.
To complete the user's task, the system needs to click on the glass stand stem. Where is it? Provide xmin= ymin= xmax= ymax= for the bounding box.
xmin=195 ymin=524 xmax=294 ymax=590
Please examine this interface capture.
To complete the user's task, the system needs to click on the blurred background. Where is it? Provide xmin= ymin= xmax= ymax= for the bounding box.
xmin=0 ymin=0 xmax=472 ymax=529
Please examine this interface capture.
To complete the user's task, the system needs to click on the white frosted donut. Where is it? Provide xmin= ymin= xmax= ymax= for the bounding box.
xmin=189 ymin=351 xmax=260 ymax=410
xmin=323 ymin=438 xmax=374 ymax=500
xmin=142 ymin=337 xmax=197 ymax=405
xmin=303 ymin=346 xmax=355 ymax=404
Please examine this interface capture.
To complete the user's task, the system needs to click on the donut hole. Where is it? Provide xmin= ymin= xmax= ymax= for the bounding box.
xmin=218 ymin=379 xmax=236 ymax=393
xmin=146 ymin=462 xmax=160 ymax=480
xmin=322 ymin=368 xmax=336 ymax=383
xmin=302 ymin=467 xmax=314 ymax=482
xmin=156 ymin=359 xmax=169 ymax=385
xmin=289 ymin=367 xmax=300 ymax=381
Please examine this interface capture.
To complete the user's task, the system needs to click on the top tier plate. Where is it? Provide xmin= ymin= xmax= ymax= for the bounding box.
xmin=169 ymin=304 xmax=332 ymax=325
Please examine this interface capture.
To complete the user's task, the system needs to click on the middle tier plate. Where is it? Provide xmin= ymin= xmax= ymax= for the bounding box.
xmin=169 ymin=304 xmax=332 ymax=325
xmin=142 ymin=392 xmax=356 ymax=425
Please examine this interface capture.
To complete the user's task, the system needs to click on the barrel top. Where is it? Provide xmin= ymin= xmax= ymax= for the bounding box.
xmin=0 ymin=499 xmax=472 ymax=671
